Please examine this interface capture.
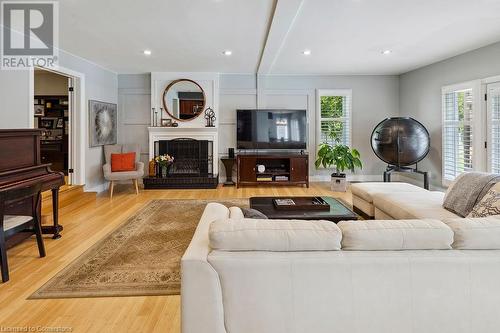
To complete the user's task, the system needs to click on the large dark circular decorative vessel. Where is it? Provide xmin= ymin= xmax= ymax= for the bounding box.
xmin=371 ymin=117 xmax=430 ymax=167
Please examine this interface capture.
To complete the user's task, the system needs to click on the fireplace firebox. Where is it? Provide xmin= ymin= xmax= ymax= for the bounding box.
xmin=143 ymin=138 xmax=218 ymax=189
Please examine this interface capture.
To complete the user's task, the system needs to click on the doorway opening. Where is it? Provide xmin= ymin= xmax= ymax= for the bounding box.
xmin=34 ymin=68 xmax=73 ymax=185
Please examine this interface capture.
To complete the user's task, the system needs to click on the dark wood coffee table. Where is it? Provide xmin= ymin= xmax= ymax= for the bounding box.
xmin=249 ymin=196 xmax=358 ymax=223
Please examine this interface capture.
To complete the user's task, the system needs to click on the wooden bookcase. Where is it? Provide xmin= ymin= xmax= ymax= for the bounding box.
xmin=237 ymin=154 xmax=309 ymax=188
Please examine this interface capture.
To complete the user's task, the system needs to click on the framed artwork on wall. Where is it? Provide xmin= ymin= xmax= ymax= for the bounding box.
xmin=34 ymin=104 xmax=45 ymax=116
xmin=89 ymin=100 xmax=117 ymax=147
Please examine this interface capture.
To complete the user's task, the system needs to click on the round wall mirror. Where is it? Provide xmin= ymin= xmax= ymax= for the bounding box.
xmin=162 ymin=79 xmax=206 ymax=121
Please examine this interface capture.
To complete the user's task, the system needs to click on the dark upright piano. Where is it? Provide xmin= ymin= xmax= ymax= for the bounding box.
xmin=0 ymin=129 xmax=65 ymax=243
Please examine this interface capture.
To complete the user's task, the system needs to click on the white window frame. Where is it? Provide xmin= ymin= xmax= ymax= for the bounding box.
xmin=441 ymin=80 xmax=483 ymax=187
xmin=316 ymin=89 xmax=352 ymax=151
xmin=486 ymin=82 xmax=500 ymax=174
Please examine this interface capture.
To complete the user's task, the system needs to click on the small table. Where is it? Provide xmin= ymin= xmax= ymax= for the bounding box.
xmin=220 ymin=157 xmax=235 ymax=186
xmin=250 ymin=196 xmax=358 ymax=223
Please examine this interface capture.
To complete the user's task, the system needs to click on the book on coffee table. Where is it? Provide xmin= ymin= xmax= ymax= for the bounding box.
xmin=272 ymin=197 xmax=330 ymax=211
xmin=273 ymin=198 xmax=296 ymax=206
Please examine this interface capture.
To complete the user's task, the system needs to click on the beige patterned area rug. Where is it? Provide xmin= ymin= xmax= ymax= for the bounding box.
xmin=30 ymin=199 xmax=247 ymax=299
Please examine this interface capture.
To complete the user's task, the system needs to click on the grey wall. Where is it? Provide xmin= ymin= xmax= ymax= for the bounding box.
xmin=118 ymin=74 xmax=151 ymax=170
xmin=117 ymin=73 xmax=399 ymax=182
xmin=399 ymin=42 xmax=500 ymax=186
xmin=0 ymin=50 xmax=118 ymax=191
xmin=0 ymin=70 xmax=31 ymax=128
xmin=220 ymin=74 xmax=400 ymax=179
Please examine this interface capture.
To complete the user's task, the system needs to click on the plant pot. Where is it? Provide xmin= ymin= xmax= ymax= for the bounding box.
xmin=331 ymin=172 xmax=347 ymax=192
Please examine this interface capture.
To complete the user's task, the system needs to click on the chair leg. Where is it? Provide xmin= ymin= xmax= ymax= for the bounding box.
xmin=0 ymin=232 xmax=9 ymax=283
xmin=133 ymin=179 xmax=139 ymax=195
xmin=109 ymin=181 xmax=114 ymax=199
xmin=33 ymin=216 xmax=46 ymax=258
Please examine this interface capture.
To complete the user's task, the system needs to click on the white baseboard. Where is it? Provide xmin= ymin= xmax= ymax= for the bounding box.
xmin=84 ymin=183 xmax=107 ymax=193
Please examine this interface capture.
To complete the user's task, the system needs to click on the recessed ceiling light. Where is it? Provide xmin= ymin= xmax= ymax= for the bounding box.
xmin=222 ymin=50 xmax=232 ymax=56
xmin=143 ymin=49 xmax=152 ymax=56
xmin=302 ymin=50 xmax=311 ymax=55
xmin=382 ymin=49 xmax=392 ymax=55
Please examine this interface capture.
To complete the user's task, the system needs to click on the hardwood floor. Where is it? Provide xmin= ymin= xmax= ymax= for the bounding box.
xmin=0 ymin=182 xmax=351 ymax=333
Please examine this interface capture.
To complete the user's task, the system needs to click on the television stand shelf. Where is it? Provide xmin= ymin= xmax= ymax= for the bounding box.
xmin=237 ymin=154 xmax=309 ymax=188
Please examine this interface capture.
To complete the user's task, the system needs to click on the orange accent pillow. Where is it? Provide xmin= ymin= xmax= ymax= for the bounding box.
xmin=111 ymin=152 xmax=136 ymax=172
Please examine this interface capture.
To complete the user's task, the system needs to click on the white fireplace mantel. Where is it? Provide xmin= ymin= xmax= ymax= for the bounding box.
xmin=148 ymin=127 xmax=219 ymax=174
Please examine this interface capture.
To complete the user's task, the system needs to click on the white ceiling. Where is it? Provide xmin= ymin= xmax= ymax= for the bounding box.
xmin=59 ymin=0 xmax=275 ymax=74
xmin=58 ymin=0 xmax=500 ymax=75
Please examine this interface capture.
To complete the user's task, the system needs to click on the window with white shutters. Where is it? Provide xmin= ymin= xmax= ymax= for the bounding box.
xmin=442 ymin=87 xmax=475 ymax=184
xmin=488 ymin=83 xmax=500 ymax=174
xmin=317 ymin=89 xmax=352 ymax=147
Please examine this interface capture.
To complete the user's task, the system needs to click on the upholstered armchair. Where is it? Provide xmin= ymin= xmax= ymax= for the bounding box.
xmin=103 ymin=144 xmax=144 ymax=198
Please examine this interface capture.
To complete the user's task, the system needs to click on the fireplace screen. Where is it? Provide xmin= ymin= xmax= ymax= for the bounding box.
xmin=155 ymin=139 xmax=213 ymax=175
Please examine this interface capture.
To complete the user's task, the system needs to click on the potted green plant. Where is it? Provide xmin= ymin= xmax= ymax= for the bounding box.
xmin=315 ymin=130 xmax=362 ymax=192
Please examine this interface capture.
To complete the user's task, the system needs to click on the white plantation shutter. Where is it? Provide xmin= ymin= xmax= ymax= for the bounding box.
xmin=317 ymin=89 xmax=352 ymax=147
xmin=488 ymin=83 xmax=500 ymax=174
xmin=442 ymin=84 xmax=477 ymax=185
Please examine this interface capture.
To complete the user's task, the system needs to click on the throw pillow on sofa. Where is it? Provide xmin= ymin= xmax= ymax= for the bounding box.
xmin=442 ymin=172 xmax=500 ymax=217
xmin=241 ymin=208 xmax=268 ymax=219
xmin=468 ymin=184 xmax=500 ymax=217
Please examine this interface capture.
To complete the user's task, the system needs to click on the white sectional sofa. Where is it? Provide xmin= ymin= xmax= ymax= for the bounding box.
xmin=351 ymin=182 xmax=460 ymax=219
xmin=181 ymin=202 xmax=500 ymax=333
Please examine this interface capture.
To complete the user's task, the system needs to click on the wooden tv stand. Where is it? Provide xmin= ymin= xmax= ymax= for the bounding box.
xmin=237 ymin=154 xmax=309 ymax=188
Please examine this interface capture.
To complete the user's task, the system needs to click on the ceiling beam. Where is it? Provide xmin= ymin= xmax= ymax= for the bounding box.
xmin=257 ymin=0 xmax=304 ymax=74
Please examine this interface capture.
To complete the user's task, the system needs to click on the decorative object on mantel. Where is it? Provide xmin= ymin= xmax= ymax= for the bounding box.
xmin=152 ymin=107 xmax=159 ymax=127
xmin=204 ymin=107 xmax=216 ymax=127
xmin=171 ymin=121 xmax=179 ymax=127
xmin=162 ymin=79 xmax=206 ymax=122
xmin=161 ymin=118 xmax=172 ymax=127
xmin=155 ymin=154 xmax=174 ymax=177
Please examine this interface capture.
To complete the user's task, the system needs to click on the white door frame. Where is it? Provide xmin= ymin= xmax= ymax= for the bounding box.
xmin=29 ymin=66 xmax=86 ymax=186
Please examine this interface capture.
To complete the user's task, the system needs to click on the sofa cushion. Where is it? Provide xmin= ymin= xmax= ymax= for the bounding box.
xmin=443 ymin=216 xmax=500 ymax=249
xmin=467 ymin=183 xmax=500 ymax=217
xmin=352 ymin=194 xmax=376 ymax=216
xmin=373 ymin=191 xmax=459 ymax=219
xmin=228 ymin=207 xmax=245 ymax=219
xmin=338 ymin=219 xmax=453 ymax=250
xmin=209 ymin=219 xmax=341 ymax=251
xmin=351 ymin=182 xmax=427 ymax=204
xmin=442 ymin=172 xmax=500 ymax=217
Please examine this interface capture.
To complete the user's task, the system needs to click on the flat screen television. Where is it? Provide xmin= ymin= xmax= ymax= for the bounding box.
xmin=237 ymin=109 xmax=307 ymax=150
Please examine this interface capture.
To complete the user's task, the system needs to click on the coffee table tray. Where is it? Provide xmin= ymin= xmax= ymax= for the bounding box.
xmin=273 ymin=197 xmax=330 ymax=211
